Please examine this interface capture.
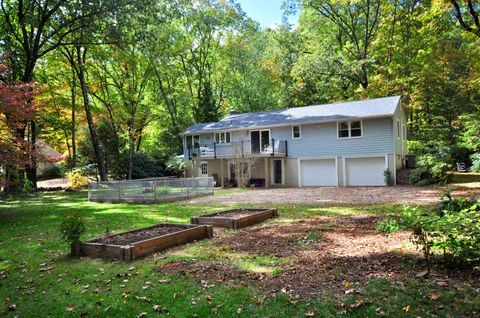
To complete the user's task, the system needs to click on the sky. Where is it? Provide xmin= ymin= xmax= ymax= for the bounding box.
xmin=237 ymin=0 xmax=299 ymax=29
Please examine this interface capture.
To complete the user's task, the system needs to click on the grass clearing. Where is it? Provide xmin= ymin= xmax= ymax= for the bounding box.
xmin=449 ymin=171 xmax=480 ymax=184
xmin=0 ymin=190 xmax=479 ymax=317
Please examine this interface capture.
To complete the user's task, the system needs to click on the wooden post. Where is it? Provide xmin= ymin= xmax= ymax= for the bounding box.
xmin=220 ymin=158 xmax=225 ymax=188
xmin=264 ymin=157 xmax=269 ymax=189
xmin=71 ymin=243 xmax=81 ymax=257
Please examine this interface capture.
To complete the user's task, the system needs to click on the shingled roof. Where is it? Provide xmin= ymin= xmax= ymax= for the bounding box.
xmin=182 ymin=96 xmax=401 ymax=135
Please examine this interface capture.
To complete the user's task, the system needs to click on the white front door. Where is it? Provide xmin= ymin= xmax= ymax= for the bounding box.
xmin=198 ymin=161 xmax=208 ymax=177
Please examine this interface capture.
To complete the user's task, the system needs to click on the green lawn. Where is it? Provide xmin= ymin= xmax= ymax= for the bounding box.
xmin=0 ymin=191 xmax=479 ymax=317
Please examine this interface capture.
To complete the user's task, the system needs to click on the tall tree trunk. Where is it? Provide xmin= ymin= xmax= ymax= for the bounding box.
xmin=76 ymin=47 xmax=108 ymax=181
xmin=23 ymin=58 xmax=37 ymax=189
xmin=25 ymin=121 xmax=37 ymax=188
xmin=71 ymin=69 xmax=77 ymax=169
xmin=128 ymin=116 xmax=135 ymax=180
xmin=136 ymin=128 xmax=143 ymax=153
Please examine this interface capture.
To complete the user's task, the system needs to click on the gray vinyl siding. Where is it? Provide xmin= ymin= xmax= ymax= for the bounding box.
xmin=184 ymin=117 xmax=395 ymax=159
xmin=271 ymin=117 xmax=394 ymax=158
xmin=393 ymin=103 xmax=407 ymax=156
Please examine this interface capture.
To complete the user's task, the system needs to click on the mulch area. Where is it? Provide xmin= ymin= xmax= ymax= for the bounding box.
xmin=157 ymin=260 xmax=261 ymax=284
xmin=98 ymin=226 xmax=185 ymax=245
xmin=155 ymin=216 xmax=480 ymax=298
xmin=225 ymin=216 xmax=413 ymax=297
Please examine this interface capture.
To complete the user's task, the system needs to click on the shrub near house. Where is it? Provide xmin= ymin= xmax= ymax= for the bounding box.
xmin=409 ymin=155 xmax=450 ymax=186
xmin=471 ymin=153 xmax=480 ymax=172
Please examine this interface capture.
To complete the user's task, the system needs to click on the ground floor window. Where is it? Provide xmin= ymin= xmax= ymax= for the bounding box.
xmin=201 ymin=163 xmax=208 ymax=175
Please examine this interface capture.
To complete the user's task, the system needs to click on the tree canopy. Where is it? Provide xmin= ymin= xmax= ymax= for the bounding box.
xmin=1 ymin=0 xmax=479 ymax=189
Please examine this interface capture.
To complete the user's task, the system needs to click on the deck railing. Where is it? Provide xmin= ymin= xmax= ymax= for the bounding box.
xmin=187 ymin=139 xmax=288 ymax=159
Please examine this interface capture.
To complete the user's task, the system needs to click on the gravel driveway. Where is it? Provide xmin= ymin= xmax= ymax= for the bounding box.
xmin=189 ymin=185 xmax=477 ymax=205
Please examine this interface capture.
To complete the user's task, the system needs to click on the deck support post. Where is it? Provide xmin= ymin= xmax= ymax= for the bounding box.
xmin=264 ymin=157 xmax=269 ymax=189
xmin=220 ymin=158 xmax=225 ymax=188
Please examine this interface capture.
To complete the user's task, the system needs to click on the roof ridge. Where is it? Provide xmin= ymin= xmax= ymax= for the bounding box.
xmin=222 ymin=95 xmax=401 ymax=120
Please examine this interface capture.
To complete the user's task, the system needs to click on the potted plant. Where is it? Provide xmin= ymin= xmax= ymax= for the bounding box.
xmin=59 ymin=213 xmax=86 ymax=256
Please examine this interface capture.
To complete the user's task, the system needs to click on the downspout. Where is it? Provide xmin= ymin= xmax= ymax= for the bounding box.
xmin=392 ymin=112 xmax=398 ymax=185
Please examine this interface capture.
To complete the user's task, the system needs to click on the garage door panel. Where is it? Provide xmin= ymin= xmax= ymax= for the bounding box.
xmin=346 ymin=157 xmax=385 ymax=186
xmin=301 ymin=159 xmax=337 ymax=186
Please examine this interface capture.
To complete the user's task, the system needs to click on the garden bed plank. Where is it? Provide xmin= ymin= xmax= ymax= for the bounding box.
xmin=76 ymin=223 xmax=213 ymax=261
xmin=190 ymin=208 xmax=277 ymax=229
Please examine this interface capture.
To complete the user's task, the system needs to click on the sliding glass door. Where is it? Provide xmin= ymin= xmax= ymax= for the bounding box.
xmin=250 ymin=130 xmax=270 ymax=154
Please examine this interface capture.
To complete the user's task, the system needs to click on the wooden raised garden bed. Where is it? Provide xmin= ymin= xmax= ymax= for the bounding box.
xmin=190 ymin=208 xmax=278 ymax=229
xmin=74 ymin=223 xmax=213 ymax=261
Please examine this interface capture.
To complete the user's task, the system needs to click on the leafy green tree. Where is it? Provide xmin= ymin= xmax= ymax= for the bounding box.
xmin=445 ymin=0 xmax=480 ymax=38
xmin=302 ymin=0 xmax=382 ymax=90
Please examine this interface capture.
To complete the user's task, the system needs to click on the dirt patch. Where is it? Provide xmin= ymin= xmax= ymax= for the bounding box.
xmin=97 ymin=226 xmax=186 ymax=245
xmin=155 ymin=216 xmax=479 ymax=298
xmin=37 ymin=178 xmax=68 ymax=189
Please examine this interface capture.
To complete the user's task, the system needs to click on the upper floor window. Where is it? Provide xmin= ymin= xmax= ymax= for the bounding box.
xmin=215 ymin=131 xmax=231 ymax=144
xmin=292 ymin=126 xmax=301 ymax=139
xmin=338 ymin=121 xmax=362 ymax=138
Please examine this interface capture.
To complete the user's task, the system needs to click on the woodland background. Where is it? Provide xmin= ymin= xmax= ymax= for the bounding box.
xmin=1 ymin=0 xmax=480 ymax=192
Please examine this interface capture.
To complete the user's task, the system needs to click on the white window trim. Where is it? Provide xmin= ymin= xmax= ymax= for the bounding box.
xmin=214 ymin=131 xmax=231 ymax=144
xmin=292 ymin=125 xmax=301 ymax=139
xmin=337 ymin=120 xmax=363 ymax=139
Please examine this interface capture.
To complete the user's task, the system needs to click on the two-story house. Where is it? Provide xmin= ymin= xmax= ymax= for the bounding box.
xmin=181 ymin=96 xmax=407 ymax=187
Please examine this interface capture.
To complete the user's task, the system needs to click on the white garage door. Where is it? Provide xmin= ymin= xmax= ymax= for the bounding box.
xmin=301 ymin=159 xmax=337 ymax=186
xmin=346 ymin=157 xmax=386 ymax=186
